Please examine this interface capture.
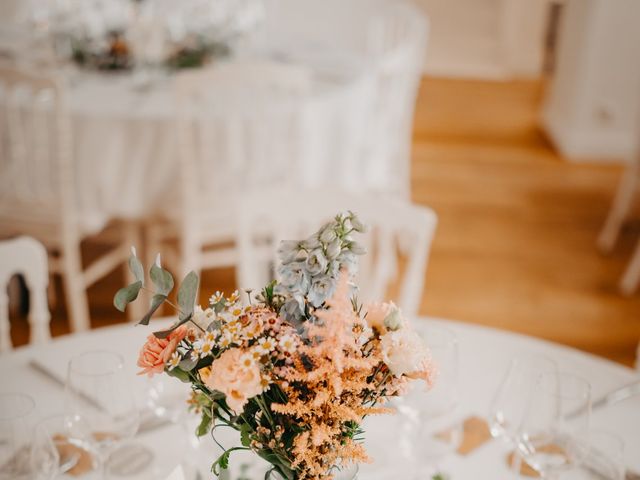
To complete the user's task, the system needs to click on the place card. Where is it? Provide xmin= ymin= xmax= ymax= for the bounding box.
xmin=434 ymin=415 xmax=493 ymax=456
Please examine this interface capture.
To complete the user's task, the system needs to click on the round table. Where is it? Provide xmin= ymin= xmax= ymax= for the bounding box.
xmin=61 ymin=51 xmax=375 ymax=235
xmin=1 ymin=317 xmax=638 ymax=479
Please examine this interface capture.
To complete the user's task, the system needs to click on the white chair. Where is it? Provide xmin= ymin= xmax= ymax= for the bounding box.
xmin=0 ymin=65 xmax=139 ymax=331
xmin=236 ymin=188 xmax=438 ymax=318
xmin=0 ymin=236 xmax=50 ymax=352
xmin=263 ymin=0 xmax=428 ymax=198
xmin=146 ymin=60 xmax=312 ymax=277
xmin=597 ymin=155 xmax=640 ymax=295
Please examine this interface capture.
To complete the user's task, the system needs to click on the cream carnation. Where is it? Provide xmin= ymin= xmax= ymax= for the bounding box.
xmin=202 ymin=348 xmax=264 ymax=413
xmin=380 ymin=328 xmax=430 ymax=378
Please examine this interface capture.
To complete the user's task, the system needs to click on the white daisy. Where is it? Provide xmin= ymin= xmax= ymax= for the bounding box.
xmin=239 ymin=352 xmax=256 ymax=371
xmin=167 ymin=352 xmax=181 ymax=370
xmin=256 ymin=337 xmax=276 ymax=355
xmin=278 ymin=334 xmax=297 ymax=354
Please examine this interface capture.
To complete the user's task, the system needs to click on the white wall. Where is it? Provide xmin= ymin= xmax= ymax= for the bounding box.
xmin=412 ymin=0 xmax=549 ymax=79
xmin=542 ymin=0 xmax=640 ymax=161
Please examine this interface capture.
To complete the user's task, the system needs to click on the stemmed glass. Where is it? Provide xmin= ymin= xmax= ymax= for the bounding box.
xmin=488 ymin=353 xmax=558 ymax=473
xmin=30 ymin=414 xmax=96 ymax=479
xmin=0 ymin=393 xmax=36 ymax=480
xmin=516 ymin=372 xmax=591 ymax=479
xmin=406 ymin=324 xmax=461 ymax=477
xmin=65 ymin=351 xmax=140 ymax=479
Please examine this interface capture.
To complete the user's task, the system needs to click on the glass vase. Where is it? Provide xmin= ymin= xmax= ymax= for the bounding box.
xmin=267 ymin=464 xmax=358 ymax=480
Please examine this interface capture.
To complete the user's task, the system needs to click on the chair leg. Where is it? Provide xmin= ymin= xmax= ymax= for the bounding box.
xmin=620 ymin=238 xmax=640 ymax=295
xmin=180 ymin=229 xmax=202 ymax=280
xmin=0 ymin=290 xmax=11 ymax=352
xmin=61 ymin=241 xmax=91 ymax=332
xmin=598 ymin=160 xmax=640 ymax=252
xmin=28 ymin=281 xmax=51 ymax=345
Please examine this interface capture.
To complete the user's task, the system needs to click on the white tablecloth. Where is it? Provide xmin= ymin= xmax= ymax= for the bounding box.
xmin=1 ymin=317 xmax=638 ymax=479
xmin=63 ymin=53 xmax=375 ymax=234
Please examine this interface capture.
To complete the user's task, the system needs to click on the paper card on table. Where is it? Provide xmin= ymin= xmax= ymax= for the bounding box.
xmin=506 ymin=444 xmax=566 ymax=478
xmin=53 ymin=434 xmax=94 ymax=476
xmin=435 ymin=415 xmax=493 ymax=456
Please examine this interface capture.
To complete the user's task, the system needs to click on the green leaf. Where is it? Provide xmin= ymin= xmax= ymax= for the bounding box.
xmin=177 ymin=271 xmax=199 ymax=320
xmin=128 ymin=251 xmax=145 ymax=286
xmin=153 ymin=313 xmax=192 ymax=339
xmin=113 ymin=281 xmax=142 ymax=312
xmin=211 ymin=447 xmax=248 ymax=476
xmin=240 ymin=423 xmax=252 ymax=447
xmin=137 ymin=293 xmax=166 ymax=326
xmin=179 ymin=355 xmax=198 ymax=372
xmin=212 ymin=299 xmax=226 ymax=314
xmin=196 ymin=412 xmax=212 ymax=437
xmin=166 ymin=367 xmax=190 ymax=383
xmin=150 ymin=261 xmax=174 ymax=296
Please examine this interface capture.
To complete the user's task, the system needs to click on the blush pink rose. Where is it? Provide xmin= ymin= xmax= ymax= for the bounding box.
xmin=202 ymin=348 xmax=263 ymax=413
xmin=137 ymin=326 xmax=187 ymax=377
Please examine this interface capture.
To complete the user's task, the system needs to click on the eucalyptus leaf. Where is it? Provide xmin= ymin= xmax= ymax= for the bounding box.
xmin=212 ymin=299 xmax=226 ymax=314
xmin=113 ymin=281 xmax=142 ymax=312
xmin=166 ymin=367 xmax=190 ymax=383
xmin=153 ymin=313 xmax=192 ymax=339
xmin=178 ymin=271 xmax=199 ymax=320
xmin=179 ymin=355 xmax=198 ymax=372
xmin=207 ymin=319 xmax=222 ymax=332
xmin=137 ymin=293 xmax=166 ymax=326
xmin=128 ymin=252 xmax=145 ymax=286
xmin=150 ymin=262 xmax=174 ymax=296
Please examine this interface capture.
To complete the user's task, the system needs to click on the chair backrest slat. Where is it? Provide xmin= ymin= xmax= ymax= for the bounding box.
xmin=0 ymin=66 xmax=73 ymax=219
xmin=0 ymin=236 xmax=51 ymax=352
xmin=237 ymin=188 xmax=438 ymax=318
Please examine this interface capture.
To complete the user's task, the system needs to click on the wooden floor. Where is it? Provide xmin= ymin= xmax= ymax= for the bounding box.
xmin=9 ymin=77 xmax=640 ymax=366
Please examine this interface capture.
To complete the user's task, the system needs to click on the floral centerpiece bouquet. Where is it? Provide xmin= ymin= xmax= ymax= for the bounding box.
xmin=47 ymin=0 xmax=265 ymax=71
xmin=115 ymin=212 xmax=433 ymax=479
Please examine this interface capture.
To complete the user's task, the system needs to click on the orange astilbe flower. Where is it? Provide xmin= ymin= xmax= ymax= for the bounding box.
xmin=271 ymin=273 xmax=393 ymax=479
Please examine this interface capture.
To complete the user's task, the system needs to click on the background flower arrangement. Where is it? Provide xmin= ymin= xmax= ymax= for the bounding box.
xmin=46 ymin=0 xmax=265 ymax=71
xmin=115 ymin=212 xmax=433 ymax=479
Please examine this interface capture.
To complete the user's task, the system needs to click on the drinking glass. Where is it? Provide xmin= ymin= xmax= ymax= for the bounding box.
xmin=30 ymin=414 xmax=97 ymax=479
xmin=0 ymin=393 xmax=36 ymax=480
xmin=516 ymin=372 xmax=591 ymax=479
xmin=406 ymin=324 xmax=461 ymax=476
xmin=561 ymin=430 xmax=625 ymax=480
xmin=65 ymin=351 xmax=140 ymax=478
xmin=489 ymin=353 xmax=558 ymax=472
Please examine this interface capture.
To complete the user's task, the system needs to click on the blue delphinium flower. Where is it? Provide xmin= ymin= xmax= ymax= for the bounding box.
xmin=307 ymin=274 xmax=336 ymax=308
xmin=278 ymin=262 xmax=310 ymax=294
xmin=275 ymin=211 xmax=367 ymax=324
xmin=305 ymin=248 xmax=328 ymax=276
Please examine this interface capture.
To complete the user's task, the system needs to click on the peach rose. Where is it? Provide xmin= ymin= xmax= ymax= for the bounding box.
xmin=137 ymin=326 xmax=187 ymax=377
xmin=201 ymin=348 xmax=263 ymax=413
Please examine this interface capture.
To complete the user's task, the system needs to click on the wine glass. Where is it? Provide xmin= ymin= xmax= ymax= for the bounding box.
xmin=560 ymin=430 xmax=625 ymax=480
xmin=0 ymin=393 xmax=36 ymax=480
xmin=65 ymin=351 xmax=140 ymax=478
xmin=30 ymin=414 xmax=97 ymax=479
xmin=406 ymin=324 xmax=461 ymax=476
xmin=516 ymin=372 xmax=591 ymax=479
xmin=488 ymin=353 xmax=558 ymax=472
